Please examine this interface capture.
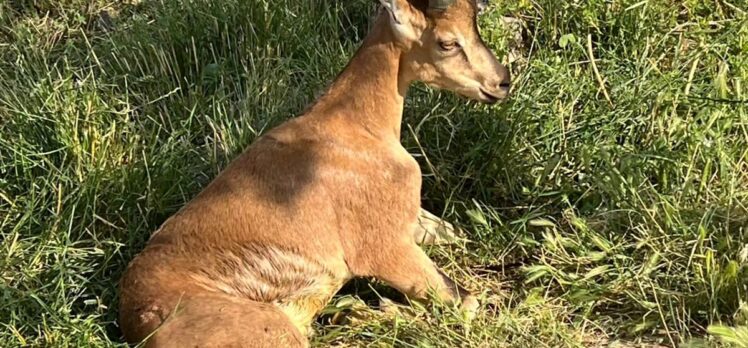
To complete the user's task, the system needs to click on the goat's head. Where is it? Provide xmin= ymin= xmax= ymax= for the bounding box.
xmin=379 ymin=0 xmax=511 ymax=104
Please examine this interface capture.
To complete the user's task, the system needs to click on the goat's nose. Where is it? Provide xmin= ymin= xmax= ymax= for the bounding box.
xmin=497 ymin=66 xmax=511 ymax=92
xmin=488 ymin=77 xmax=510 ymax=96
xmin=497 ymin=80 xmax=511 ymax=93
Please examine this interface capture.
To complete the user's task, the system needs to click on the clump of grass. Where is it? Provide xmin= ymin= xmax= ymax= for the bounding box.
xmin=1 ymin=0 xmax=746 ymax=347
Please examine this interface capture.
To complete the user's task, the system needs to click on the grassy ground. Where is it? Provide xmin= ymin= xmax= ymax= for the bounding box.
xmin=1 ymin=0 xmax=747 ymax=347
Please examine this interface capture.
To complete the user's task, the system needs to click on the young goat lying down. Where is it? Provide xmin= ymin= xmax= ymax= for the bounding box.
xmin=119 ymin=0 xmax=510 ymax=346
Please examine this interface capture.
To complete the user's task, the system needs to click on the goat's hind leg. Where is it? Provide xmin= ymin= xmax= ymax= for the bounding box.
xmin=414 ymin=208 xmax=459 ymax=245
xmin=140 ymin=294 xmax=307 ymax=348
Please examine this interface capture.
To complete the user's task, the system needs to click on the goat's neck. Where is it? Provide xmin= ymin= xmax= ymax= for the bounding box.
xmin=310 ymin=16 xmax=410 ymax=141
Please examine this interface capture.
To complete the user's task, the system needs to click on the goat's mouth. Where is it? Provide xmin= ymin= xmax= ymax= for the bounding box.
xmin=478 ymin=88 xmax=504 ymax=104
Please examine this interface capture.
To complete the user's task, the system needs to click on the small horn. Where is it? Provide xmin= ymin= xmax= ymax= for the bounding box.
xmin=429 ymin=0 xmax=455 ymax=10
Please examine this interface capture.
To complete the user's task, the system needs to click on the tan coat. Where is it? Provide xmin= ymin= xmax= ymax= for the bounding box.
xmin=119 ymin=1 xmax=509 ymax=347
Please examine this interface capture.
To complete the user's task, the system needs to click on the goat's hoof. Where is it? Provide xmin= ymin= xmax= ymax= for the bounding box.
xmin=415 ymin=208 xmax=460 ymax=245
xmin=459 ymin=295 xmax=480 ymax=322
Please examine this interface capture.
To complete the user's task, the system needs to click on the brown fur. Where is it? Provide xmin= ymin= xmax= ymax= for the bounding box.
xmin=119 ymin=1 xmax=509 ymax=346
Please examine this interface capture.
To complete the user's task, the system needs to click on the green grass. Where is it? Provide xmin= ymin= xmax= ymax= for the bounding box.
xmin=1 ymin=0 xmax=747 ymax=347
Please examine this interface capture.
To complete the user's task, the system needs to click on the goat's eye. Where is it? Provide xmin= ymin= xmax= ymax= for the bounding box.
xmin=439 ymin=40 xmax=460 ymax=51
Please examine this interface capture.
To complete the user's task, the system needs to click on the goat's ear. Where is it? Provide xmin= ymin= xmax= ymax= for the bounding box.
xmin=378 ymin=0 xmax=419 ymax=41
xmin=378 ymin=0 xmax=403 ymax=24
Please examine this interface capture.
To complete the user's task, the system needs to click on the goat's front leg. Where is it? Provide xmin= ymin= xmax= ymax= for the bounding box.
xmin=370 ymin=241 xmax=478 ymax=315
xmin=414 ymin=208 xmax=459 ymax=245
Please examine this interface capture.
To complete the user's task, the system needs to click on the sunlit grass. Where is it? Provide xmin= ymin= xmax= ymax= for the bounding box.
xmin=0 ymin=0 xmax=746 ymax=347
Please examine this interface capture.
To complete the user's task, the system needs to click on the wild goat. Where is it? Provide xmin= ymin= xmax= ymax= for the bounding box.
xmin=119 ymin=0 xmax=510 ymax=346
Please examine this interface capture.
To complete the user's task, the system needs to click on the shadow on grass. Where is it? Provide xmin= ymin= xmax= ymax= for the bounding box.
xmin=4 ymin=0 xmax=746 ymax=346
xmin=0 ymin=0 xmax=376 ymax=344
